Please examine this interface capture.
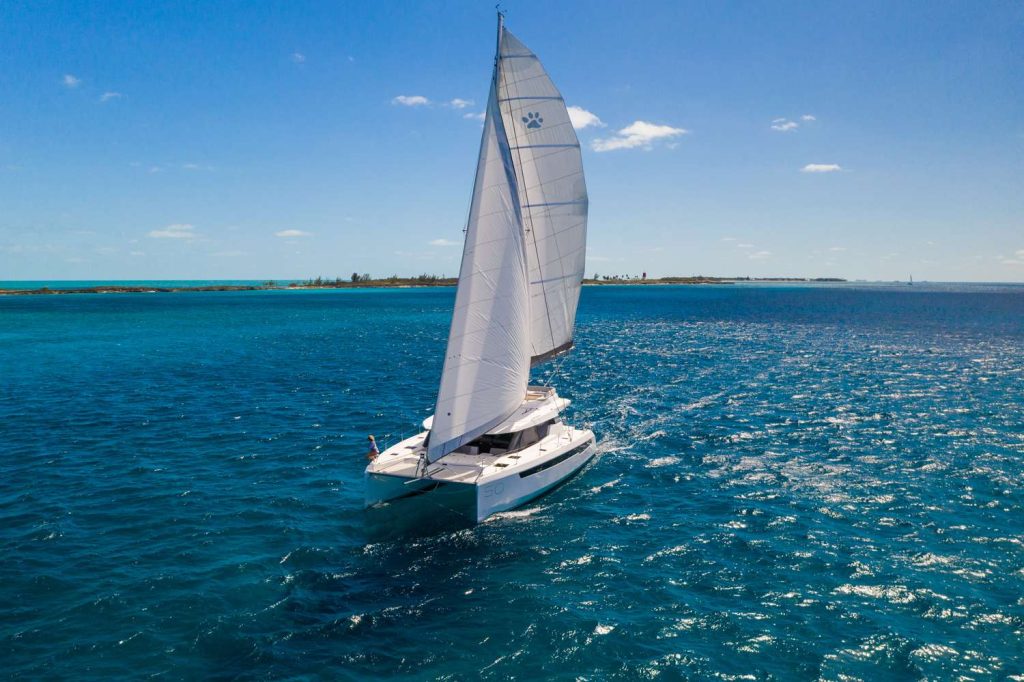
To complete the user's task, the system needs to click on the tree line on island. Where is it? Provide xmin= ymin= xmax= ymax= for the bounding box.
xmin=1 ymin=273 xmax=845 ymax=296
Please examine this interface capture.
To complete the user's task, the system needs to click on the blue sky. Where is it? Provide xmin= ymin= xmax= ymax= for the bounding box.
xmin=1 ymin=0 xmax=1021 ymax=282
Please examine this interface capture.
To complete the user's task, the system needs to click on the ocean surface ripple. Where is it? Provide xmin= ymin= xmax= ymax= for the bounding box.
xmin=2 ymin=283 xmax=1023 ymax=679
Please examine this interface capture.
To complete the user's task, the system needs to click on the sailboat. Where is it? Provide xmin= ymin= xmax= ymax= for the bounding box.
xmin=364 ymin=14 xmax=596 ymax=523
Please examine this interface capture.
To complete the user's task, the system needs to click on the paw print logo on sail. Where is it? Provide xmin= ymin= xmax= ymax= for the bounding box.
xmin=522 ymin=112 xmax=543 ymax=129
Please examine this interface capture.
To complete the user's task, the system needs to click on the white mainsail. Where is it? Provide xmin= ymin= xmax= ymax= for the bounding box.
xmin=427 ymin=18 xmax=587 ymax=462
xmin=497 ymin=29 xmax=588 ymax=365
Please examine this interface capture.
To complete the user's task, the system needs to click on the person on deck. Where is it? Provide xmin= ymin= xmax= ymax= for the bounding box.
xmin=366 ymin=435 xmax=380 ymax=461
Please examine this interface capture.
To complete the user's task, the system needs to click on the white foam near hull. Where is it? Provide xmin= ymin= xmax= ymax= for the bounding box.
xmin=365 ymin=424 xmax=596 ymax=523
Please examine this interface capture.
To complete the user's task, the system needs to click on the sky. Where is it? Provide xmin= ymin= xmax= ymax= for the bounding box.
xmin=1 ymin=0 xmax=1021 ymax=282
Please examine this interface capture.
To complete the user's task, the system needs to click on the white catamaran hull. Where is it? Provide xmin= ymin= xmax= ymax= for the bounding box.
xmin=365 ymin=399 xmax=595 ymax=522
xmin=474 ymin=434 xmax=595 ymax=521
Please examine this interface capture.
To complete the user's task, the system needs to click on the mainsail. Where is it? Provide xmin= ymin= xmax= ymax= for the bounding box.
xmin=427 ymin=17 xmax=587 ymax=462
xmin=497 ymin=29 xmax=588 ymax=365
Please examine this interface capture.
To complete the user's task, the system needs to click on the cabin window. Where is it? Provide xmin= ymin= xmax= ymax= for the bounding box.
xmin=465 ymin=432 xmax=515 ymax=454
xmin=510 ymin=421 xmax=551 ymax=451
xmin=463 ymin=419 xmax=555 ymax=454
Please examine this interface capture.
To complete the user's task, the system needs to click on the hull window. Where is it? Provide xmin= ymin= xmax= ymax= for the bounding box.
xmin=519 ymin=441 xmax=592 ymax=478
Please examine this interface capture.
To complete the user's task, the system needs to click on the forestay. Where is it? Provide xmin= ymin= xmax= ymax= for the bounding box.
xmin=497 ymin=29 xmax=588 ymax=366
xmin=426 ymin=73 xmax=532 ymax=463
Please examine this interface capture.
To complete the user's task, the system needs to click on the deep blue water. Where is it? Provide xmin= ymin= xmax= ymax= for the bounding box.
xmin=2 ymin=283 xmax=1023 ymax=679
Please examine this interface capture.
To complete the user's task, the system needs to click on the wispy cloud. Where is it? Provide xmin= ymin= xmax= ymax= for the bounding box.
xmin=748 ymin=250 xmax=772 ymax=260
xmin=801 ymin=163 xmax=842 ymax=173
xmin=567 ymin=106 xmax=604 ymax=130
xmin=99 ymin=91 xmax=123 ymax=102
xmin=801 ymin=114 xmax=817 ymax=121
xmin=592 ymin=121 xmax=688 ymax=152
xmin=148 ymin=223 xmax=196 ymax=239
xmin=463 ymin=112 xmax=485 ymax=121
xmin=392 ymin=95 xmax=430 ymax=107
xmin=1001 ymin=249 xmax=1024 ymax=265
xmin=721 ymin=237 xmax=737 ymax=242
xmin=737 ymin=243 xmax=755 ymax=249
xmin=291 ymin=52 xmax=306 ymax=64
xmin=829 ymin=246 xmax=846 ymax=252
xmin=129 ymin=251 xmax=145 ymax=257
xmin=448 ymin=98 xmax=473 ymax=109
xmin=429 ymin=238 xmax=459 ymax=247
xmin=770 ymin=118 xmax=799 ymax=132
xmin=62 ymin=74 xmax=81 ymax=88
xmin=275 ymin=229 xmax=311 ymax=238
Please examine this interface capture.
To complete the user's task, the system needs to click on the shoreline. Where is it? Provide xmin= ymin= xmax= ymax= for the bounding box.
xmin=0 ymin=277 xmax=847 ymax=297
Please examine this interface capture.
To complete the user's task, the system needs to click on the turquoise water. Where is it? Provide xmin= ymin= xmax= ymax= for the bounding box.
xmin=2 ymin=283 xmax=1023 ymax=679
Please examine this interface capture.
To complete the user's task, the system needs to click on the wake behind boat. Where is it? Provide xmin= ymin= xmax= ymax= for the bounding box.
xmin=365 ymin=14 xmax=596 ymax=523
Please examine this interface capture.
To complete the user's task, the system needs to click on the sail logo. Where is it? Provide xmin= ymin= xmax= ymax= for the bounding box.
xmin=522 ymin=112 xmax=543 ymax=129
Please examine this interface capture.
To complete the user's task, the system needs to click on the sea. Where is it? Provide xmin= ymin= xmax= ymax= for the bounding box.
xmin=2 ymin=282 xmax=1022 ymax=680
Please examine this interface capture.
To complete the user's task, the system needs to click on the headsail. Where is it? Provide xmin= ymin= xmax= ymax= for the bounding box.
xmin=426 ymin=54 xmax=531 ymax=463
xmin=496 ymin=29 xmax=589 ymax=366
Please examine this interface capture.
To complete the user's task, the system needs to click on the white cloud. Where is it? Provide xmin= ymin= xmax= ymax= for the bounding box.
xmin=829 ymin=246 xmax=846 ymax=252
xmin=592 ymin=120 xmax=688 ymax=152
xmin=212 ymin=250 xmax=247 ymax=257
xmin=291 ymin=52 xmax=306 ymax=64
xmin=130 ymin=251 xmax=145 ymax=257
xmin=463 ymin=112 xmax=485 ymax=121
xmin=449 ymin=98 xmax=473 ymax=109
xmin=275 ymin=229 xmax=311 ymax=238
xmin=737 ymin=243 xmax=754 ymax=249
xmin=771 ymin=118 xmax=799 ymax=132
xmin=801 ymin=163 xmax=842 ymax=173
xmin=567 ymin=106 xmax=604 ymax=130
xmin=721 ymin=237 xmax=737 ymax=242
xmin=99 ymin=91 xmax=123 ymax=102
xmin=748 ymin=250 xmax=772 ymax=260
xmin=148 ymin=223 xmax=196 ymax=239
xmin=392 ymin=95 xmax=430 ymax=107
xmin=429 ymin=238 xmax=459 ymax=247
xmin=62 ymin=74 xmax=81 ymax=88
xmin=801 ymin=114 xmax=817 ymax=121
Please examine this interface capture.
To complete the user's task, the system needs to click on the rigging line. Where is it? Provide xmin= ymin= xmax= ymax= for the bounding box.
xmin=498 ymin=34 xmax=559 ymax=359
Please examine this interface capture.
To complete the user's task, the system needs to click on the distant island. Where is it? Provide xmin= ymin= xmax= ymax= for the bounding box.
xmin=0 ymin=274 xmax=846 ymax=296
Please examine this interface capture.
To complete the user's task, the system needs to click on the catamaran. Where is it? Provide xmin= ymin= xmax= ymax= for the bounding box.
xmin=364 ymin=14 xmax=596 ymax=523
